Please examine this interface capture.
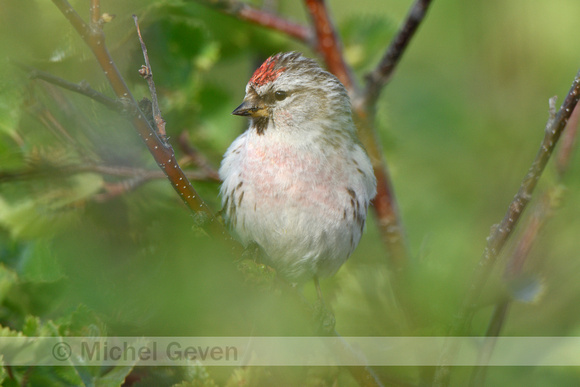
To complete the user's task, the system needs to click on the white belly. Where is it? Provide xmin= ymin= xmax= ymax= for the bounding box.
xmin=220 ymin=131 xmax=371 ymax=281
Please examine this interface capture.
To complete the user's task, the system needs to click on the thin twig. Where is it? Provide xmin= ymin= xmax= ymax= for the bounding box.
xmin=192 ymin=0 xmax=311 ymax=44
xmin=433 ymin=69 xmax=580 ymax=387
xmin=50 ymin=0 xmax=243 ymax=254
xmin=556 ymin=100 xmax=580 ymax=176
xmin=469 ymin=210 xmax=543 ymax=386
xmin=18 ymin=63 xmax=122 ymax=113
xmin=94 ymin=177 xmax=149 ymax=201
xmin=469 ymin=189 xmax=561 ymax=387
xmin=0 ymin=164 xmax=218 ymax=184
xmin=177 ymin=131 xmax=221 ymax=181
xmin=133 ymin=14 xmax=166 ymax=139
xmin=469 ymin=102 xmax=580 ymax=387
xmin=22 ymin=83 xmax=102 ymax=164
xmin=93 ymin=169 xmax=218 ymax=201
xmin=467 ymin=300 xmax=510 ymax=387
xmin=32 ymin=103 xmax=81 ymax=148
xmin=364 ymin=0 xmax=434 ymax=107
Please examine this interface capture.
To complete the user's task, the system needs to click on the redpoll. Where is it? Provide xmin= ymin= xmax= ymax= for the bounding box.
xmin=219 ymin=52 xmax=377 ymax=282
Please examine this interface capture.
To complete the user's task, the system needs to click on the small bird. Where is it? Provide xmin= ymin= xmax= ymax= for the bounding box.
xmin=219 ymin=52 xmax=376 ymax=283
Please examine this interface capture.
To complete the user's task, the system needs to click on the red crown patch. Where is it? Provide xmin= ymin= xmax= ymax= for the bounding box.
xmin=250 ymin=54 xmax=286 ymax=86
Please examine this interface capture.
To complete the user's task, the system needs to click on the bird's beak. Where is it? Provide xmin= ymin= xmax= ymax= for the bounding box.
xmin=232 ymin=100 xmax=268 ymax=118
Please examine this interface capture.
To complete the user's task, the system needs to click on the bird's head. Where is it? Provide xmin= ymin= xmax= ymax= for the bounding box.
xmin=233 ymin=52 xmax=352 ymax=135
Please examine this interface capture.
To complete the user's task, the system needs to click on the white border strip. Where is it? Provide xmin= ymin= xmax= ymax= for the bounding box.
xmin=1 ymin=337 xmax=579 ymax=366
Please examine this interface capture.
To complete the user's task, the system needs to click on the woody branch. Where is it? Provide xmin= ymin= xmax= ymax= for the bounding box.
xmin=468 ymin=101 xmax=580 ymax=387
xmin=50 ymin=0 xmax=243 ymax=255
xmin=433 ymin=68 xmax=580 ymax=387
xmin=364 ymin=0 xmax=434 ymax=106
xmin=303 ymin=0 xmax=357 ymax=92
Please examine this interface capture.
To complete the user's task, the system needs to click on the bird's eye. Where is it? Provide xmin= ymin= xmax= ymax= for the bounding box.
xmin=274 ymin=90 xmax=287 ymax=101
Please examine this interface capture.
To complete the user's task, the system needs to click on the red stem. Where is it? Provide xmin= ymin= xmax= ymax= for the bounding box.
xmin=303 ymin=0 xmax=356 ymax=92
xmin=239 ymin=5 xmax=311 ymax=43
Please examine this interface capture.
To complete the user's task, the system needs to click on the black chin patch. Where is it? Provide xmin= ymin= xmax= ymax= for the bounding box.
xmin=253 ymin=116 xmax=269 ymax=135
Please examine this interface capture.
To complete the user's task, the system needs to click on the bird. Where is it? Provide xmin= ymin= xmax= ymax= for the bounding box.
xmin=219 ymin=52 xmax=376 ymax=284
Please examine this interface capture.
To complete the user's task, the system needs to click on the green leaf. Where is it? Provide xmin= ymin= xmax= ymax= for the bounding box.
xmin=225 ymin=367 xmax=268 ymax=387
xmin=21 ymin=315 xmax=40 ymax=336
xmin=17 ymin=240 xmax=64 ymax=282
xmin=0 ymin=362 xmax=6 ymax=385
xmin=0 ymin=173 xmax=103 ymax=239
xmin=60 ymin=304 xmax=107 ymax=338
xmin=0 ymin=264 xmax=17 ymax=304
xmin=93 ymin=364 xmax=136 ymax=387
xmin=26 ymin=366 xmax=84 ymax=387
xmin=0 ymin=324 xmax=23 ymax=338
xmin=183 ymin=362 xmax=217 ymax=386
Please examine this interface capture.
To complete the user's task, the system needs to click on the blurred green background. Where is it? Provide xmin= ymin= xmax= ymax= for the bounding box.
xmin=0 ymin=0 xmax=579 ymax=385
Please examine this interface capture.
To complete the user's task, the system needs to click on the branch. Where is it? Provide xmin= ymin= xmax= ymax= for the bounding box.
xmin=94 ymin=177 xmax=150 ymax=202
xmin=93 ymin=168 xmax=219 ymax=201
xmin=556 ymin=98 xmax=580 ymax=176
xmin=469 ymin=101 xmax=580 ymax=387
xmin=303 ymin=0 xmax=356 ymax=92
xmin=50 ymin=0 xmax=243 ymax=254
xmin=18 ymin=63 xmax=123 ymax=113
xmin=31 ymin=102 xmax=84 ymax=150
xmin=433 ymin=68 xmax=580 ymax=387
xmin=177 ymin=131 xmax=221 ymax=182
xmin=469 ymin=201 xmax=547 ymax=387
xmin=364 ymin=0 xmax=434 ymax=107
xmin=0 ymin=164 xmax=219 ymax=185
xmin=192 ymin=0 xmax=311 ymax=44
